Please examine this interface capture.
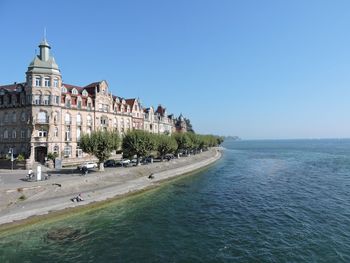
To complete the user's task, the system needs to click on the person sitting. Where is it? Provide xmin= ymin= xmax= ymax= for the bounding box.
xmin=71 ymin=193 xmax=84 ymax=202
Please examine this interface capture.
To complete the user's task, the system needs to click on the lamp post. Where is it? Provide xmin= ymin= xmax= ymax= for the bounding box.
xmin=8 ymin=148 xmax=14 ymax=170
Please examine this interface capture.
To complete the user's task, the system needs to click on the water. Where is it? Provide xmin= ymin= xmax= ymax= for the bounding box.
xmin=1 ymin=139 xmax=350 ymax=262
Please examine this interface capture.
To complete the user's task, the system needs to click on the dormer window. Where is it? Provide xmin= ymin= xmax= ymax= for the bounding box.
xmin=35 ymin=77 xmax=41 ymax=87
xmin=82 ymin=90 xmax=88 ymax=97
xmin=61 ymin=86 xmax=67 ymax=93
xmin=44 ymin=77 xmax=50 ymax=87
xmin=72 ymin=88 xmax=78 ymax=95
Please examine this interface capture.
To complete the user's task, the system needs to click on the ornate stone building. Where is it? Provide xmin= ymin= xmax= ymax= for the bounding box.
xmin=0 ymin=39 xmax=183 ymax=166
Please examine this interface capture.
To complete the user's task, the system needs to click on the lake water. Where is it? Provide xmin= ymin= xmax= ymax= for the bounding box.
xmin=1 ymin=139 xmax=350 ymax=262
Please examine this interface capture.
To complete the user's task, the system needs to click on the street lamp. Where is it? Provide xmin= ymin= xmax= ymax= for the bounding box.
xmin=8 ymin=148 xmax=14 ymax=170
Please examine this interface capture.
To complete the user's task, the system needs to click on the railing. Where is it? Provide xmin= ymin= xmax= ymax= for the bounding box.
xmin=37 ymin=118 xmax=49 ymax=124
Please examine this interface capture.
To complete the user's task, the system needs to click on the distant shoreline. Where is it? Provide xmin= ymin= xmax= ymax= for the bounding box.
xmin=0 ymin=148 xmax=222 ymax=233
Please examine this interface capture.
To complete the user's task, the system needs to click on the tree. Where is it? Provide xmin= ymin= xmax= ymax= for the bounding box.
xmin=184 ymin=118 xmax=194 ymax=133
xmin=80 ymin=130 xmax=120 ymax=171
xmin=172 ymin=133 xmax=193 ymax=156
xmin=122 ymin=130 xmax=156 ymax=165
xmin=156 ymin=134 xmax=178 ymax=161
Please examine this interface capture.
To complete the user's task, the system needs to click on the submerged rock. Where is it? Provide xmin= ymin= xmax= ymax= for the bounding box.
xmin=46 ymin=227 xmax=82 ymax=241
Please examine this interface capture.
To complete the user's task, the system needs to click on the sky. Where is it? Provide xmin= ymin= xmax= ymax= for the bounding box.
xmin=1 ymin=0 xmax=350 ymax=139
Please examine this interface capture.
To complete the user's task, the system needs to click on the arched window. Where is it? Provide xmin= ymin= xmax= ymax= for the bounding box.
xmin=37 ymin=111 xmax=47 ymax=123
xmin=87 ymin=115 xmax=92 ymax=126
xmin=82 ymin=90 xmax=88 ymax=97
xmin=77 ymin=127 xmax=81 ymax=141
xmin=65 ymin=113 xmax=71 ymax=125
xmin=76 ymin=113 xmax=82 ymax=125
xmin=61 ymin=86 xmax=67 ymax=93
xmin=72 ymin=88 xmax=78 ymax=95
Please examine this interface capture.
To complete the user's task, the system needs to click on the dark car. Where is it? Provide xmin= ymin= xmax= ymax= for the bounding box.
xmin=104 ymin=159 xmax=117 ymax=167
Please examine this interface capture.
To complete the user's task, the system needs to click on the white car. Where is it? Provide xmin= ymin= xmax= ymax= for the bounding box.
xmin=118 ymin=159 xmax=131 ymax=165
xmin=77 ymin=162 xmax=98 ymax=170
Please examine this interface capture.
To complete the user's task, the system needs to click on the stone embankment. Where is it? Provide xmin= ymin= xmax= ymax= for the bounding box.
xmin=0 ymin=148 xmax=222 ymax=228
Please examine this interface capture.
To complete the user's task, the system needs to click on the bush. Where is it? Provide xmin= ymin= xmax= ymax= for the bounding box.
xmin=17 ymin=153 xmax=25 ymax=161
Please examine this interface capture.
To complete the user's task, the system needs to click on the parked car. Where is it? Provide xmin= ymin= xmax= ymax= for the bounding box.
xmin=104 ymin=159 xmax=117 ymax=167
xmin=118 ymin=159 xmax=131 ymax=166
xmin=77 ymin=162 xmax=98 ymax=170
xmin=164 ymin=154 xmax=175 ymax=161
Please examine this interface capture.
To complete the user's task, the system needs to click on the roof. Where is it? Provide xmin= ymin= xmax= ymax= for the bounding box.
xmin=125 ymin=98 xmax=136 ymax=107
xmin=156 ymin=105 xmax=166 ymax=116
xmin=0 ymin=83 xmax=26 ymax=92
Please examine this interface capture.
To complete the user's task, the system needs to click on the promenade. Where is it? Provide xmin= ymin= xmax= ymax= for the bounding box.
xmin=0 ymin=148 xmax=222 ymax=228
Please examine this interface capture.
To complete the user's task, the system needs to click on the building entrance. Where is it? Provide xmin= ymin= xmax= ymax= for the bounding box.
xmin=35 ymin=146 xmax=47 ymax=164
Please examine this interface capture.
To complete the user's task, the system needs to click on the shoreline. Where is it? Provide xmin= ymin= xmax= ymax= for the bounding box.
xmin=0 ymin=148 xmax=222 ymax=233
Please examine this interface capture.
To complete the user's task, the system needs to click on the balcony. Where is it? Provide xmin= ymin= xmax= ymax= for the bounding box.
xmin=65 ymin=120 xmax=72 ymax=125
xmin=34 ymin=136 xmax=48 ymax=143
xmin=76 ymin=120 xmax=82 ymax=126
xmin=36 ymin=118 xmax=49 ymax=124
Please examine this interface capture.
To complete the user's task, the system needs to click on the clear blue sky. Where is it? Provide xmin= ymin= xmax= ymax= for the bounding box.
xmin=1 ymin=0 xmax=350 ymax=139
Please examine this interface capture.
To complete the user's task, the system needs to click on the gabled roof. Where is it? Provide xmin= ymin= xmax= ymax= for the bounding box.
xmin=156 ymin=105 xmax=166 ymax=116
xmin=125 ymin=98 xmax=136 ymax=107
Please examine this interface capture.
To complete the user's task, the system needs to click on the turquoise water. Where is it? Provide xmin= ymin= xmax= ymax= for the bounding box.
xmin=1 ymin=139 xmax=350 ymax=262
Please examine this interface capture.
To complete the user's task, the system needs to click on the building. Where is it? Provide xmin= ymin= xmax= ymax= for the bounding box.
xmin=0 ymin=39 xmax=184 ymax=167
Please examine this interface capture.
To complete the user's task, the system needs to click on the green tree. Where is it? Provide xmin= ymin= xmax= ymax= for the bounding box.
xmin=156 ymin=134 xmax=178 ymax=161
xmin=122 ymin=130 xmax=156 ymax=165
xmin=80 ymin=130 xmax=120 ymax=171
xmin=172 ymin=133 xmax=193 ymax=156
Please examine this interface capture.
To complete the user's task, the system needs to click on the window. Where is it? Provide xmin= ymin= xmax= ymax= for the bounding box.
xmin=37 ymin=112 xmax=47 ymax=123
xmin=87 ymin=127 xmax=91 ymax=136
xmin=64 ymin=146 xmax=72 ymax=157
xmin=82 ymin=90 xmax=88 ymax=96
xmin=77 ymin=127 xmax=81 ymax=141
xmin=53 ymin=79 xmax=58 ymax=88
xmin=77 ymin=100 xmax=82 ymax=109
xmin=76 ymin=114 xmax=82 ymax=125
xmin=65 ymin=113 xmax=71 ymax=125
xmin=43 ymin=95 xmax=50 ymax=105
xmin=99 ymin=104 xmax=102 ymax=111
xmin=38 ymin=130 xmax=47 ymax=137
xmin=44 ymin=77 xmax=50 ymax=87
xmin=12 ymin=112 xmax=16 ymax=122
xmin=34 ymin=95 xmax=40 ymax=105
xmin=65 ymin=126 xmax=70 ymax=141
xmin=53 ymin=145 xmax=59 ymax=155
xmin=54 ymin=127 xmax=58 ymax=137
xmin=61 ymin=86 xmax=67 ymax=93
xmin=4 ymin=130 xmax=8 ymax=139
xmin=21 ymin=130 xmax=25 ymax=138
xmin=35 ymin=77 xmax=41 ymax=87
xmin=27 ymin=128 xmax=31 ymax=138
xmin=87 ymin=102 xmax=92 ymax=110
xmin=76 ymin=147 xmax=83 ymax=157
xmin=103 ymin=104 xmax=108 ymax=112
xmin=12 ymin=129 xmax=16 ymax=139
xmin=55 ymin=96 xmax=59 ymax=104
xmin=72 ymin=88 xmax=78 ymax=95
xmin=87 ymin=115 xmax=92 ymax=126
xmin=66 ymin=99 xmax=71 ymax=108
xmin=4 ymin=113 xmax=8 ymax=122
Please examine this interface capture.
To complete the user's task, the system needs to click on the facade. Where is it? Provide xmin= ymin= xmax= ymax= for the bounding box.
xmin=0 ymin=39 xmax=184 ymax=166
